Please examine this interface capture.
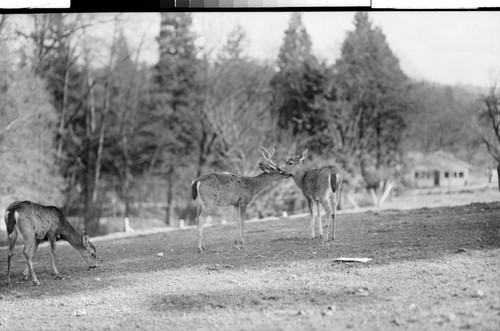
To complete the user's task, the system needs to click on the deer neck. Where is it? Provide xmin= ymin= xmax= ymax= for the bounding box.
xmin=249 ymin=172 xmax=283 ymax=195
xmin=60 ymin=220 xmax=84 ymax=249
xmin=291 ymin=168 xmax=307 ymax=190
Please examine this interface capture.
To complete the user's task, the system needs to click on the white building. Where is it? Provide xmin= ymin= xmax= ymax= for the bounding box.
xmin=411 ymin=151 xmax=472 ymax=188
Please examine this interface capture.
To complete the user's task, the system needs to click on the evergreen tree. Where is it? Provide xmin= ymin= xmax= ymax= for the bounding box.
xmin=333 ymin=12 xmax=412 ymax=189
xmin=271 ymin=13 xmax=328 ymax=149
xmin=153 ymin=13 xmax=200 ymax=225
xmin=276 ymin=13 xmax=313 ymax=70
xmin=217 ymin=24 xmax=247 ymax=64
xmin=155 ymin=13 xmax=197 ymax=111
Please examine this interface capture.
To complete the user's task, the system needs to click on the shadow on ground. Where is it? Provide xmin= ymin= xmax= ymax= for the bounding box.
xmin=148 ymin=284 xmax=379 ymax=313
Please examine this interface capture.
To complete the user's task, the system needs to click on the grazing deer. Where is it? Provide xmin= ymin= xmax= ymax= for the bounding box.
xmin=279 ymin=149 xmax=342 ymax=242
xmin=191 ymin=146 xmax=290 ymax=253
xmin=4 ymin=201 xmax=97 ymax=286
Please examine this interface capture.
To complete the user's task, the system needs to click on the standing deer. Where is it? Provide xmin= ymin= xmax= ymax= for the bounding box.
xmin=279 ymin=149 xmax=342 ymax=242
xmin=191 ymin=146 xmax=290 ymax=252
xmin=4 ymin=201 xmax=97 ymax=286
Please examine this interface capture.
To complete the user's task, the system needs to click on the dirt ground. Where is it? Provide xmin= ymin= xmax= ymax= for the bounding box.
xmin=0 ymin=202 xmax=499 ymax=331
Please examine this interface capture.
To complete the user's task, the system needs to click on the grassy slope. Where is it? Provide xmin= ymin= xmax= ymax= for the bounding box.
xmin=0 ymin=202 xmax=499 ymax=330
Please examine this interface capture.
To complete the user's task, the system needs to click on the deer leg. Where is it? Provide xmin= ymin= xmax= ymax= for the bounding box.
xmin=316 ymin=201 xmax=324 ymax=239
xmin=196 ymin=208 xmax=208 ymax=253
xmin=47 ymin=233 xmax=60 ymax=277
xmin=307 ymin=199 xmax=315 ymax=240
xmin=330 ymin=193 xmax=338 ymax=242
xmin=23 ymin=240 xmax=40 ymax=286
xmin=240 ymin=205 xmax=247 ymax=246
xmin=23 ymin=239 xmax=40 ymax=280
xmin=321 ymin=198 xmax=334 ymax=243
xmin=234 ymin=206 xmax=241 ymax=245
xmin=6 ymin=227 xmax=18 ymax=286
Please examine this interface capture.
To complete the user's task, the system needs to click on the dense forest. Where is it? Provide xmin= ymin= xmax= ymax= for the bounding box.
xmin=0 ymin=13 xmax=498 ymax=234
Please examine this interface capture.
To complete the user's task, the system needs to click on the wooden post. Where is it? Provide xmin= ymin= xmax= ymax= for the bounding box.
xmin=165 ymin=168 xmax=174 ymax=226
xmin=370 ymin=188 xmax=379 ymax=207
xmin=379 ymin=182 xmax=394 ymax=206
xmin=347 ymin=194 xmax=360 ymax=210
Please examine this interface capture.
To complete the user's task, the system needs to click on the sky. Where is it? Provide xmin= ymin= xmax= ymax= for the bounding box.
xmin=118 ymin=11 xmax=499 ymax=88
xmin=10 ymin=11 xmax=499 ymax=88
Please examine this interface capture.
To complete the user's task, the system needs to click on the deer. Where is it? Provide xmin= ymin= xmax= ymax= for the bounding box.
xmin=191 ymin=146 xmax=291 ymax=253
xmin=279 ymin=149 xmax=342 ymax=243
xmin=4 ymin=200 xmax=97 ymax=286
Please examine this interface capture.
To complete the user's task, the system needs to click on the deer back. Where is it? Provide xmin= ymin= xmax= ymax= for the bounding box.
xmin=194 ymin=171 xmax=287 ymax=208
xmin=6 ymin=201 xmax=63 ymax=240
xmin=194 ymin=173 xmax=248 ymax=207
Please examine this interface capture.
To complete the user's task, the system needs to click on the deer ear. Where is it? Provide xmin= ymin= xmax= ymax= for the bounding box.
xmin=258 ymin=162 xmax=269 ymax=173
xmin=300 ymin=149 xmax=308 ymax=161
xmin=82 ymin=233 xmax=90 ymax=246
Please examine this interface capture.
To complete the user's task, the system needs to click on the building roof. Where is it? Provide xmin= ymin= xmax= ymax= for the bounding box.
xmin=413 ymin=150 xmax=472 ymax=171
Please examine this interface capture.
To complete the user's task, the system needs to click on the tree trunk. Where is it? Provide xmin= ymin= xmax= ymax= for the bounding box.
xmin=92 ymin=121 xmax=105 ymax=203
xmin=165 ymin=168 xmax=174 ymax=226
xmin=124 ymin=185 xmax=131 ymax=219
xmin=83 ymin=182 xmax=99 ymax=235
xmin=83 ymin=74 xmax=100 ymax=235
xmin=497 ymin=163 xmax=500 ymax=192
xmin=56 ymin=66 xmax=70 ymax=162
xmin=375 ymin=118 xmax=382 ymax=171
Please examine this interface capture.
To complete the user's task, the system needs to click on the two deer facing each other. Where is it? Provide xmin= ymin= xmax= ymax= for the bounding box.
xmin=192 ymin=146 xmax=342 ymax=253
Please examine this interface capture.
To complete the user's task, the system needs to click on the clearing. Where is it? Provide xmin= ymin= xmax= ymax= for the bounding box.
xmin=0 ymin=202 xmax=499 ymax=330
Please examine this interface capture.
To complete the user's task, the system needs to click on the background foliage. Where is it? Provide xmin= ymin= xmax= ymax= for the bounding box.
xmin=0 ymin=13 xmax=494 ymax=234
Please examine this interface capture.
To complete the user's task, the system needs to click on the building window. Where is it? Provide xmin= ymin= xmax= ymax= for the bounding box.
xmin=415 ymin=172 xmax=419 ymax=178
xmin=453 ymin=172 xmax=457 ymax=178
xmin=444 ymin=172 xmax=449 ymax=178
xmin=459 ymin=172 xmax=464 ymax=178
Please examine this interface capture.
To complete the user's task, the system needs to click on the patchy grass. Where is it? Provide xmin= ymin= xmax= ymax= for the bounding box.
xmin=0 ymin=202 xmax=499 ymax=330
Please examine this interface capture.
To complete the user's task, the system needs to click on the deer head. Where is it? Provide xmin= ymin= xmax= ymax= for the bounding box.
xmin=259 ymin=146 xmax=290 ymax=176
xmin=76 ymin=232 xmax=97 ymax=270
xmin=279 ymin=149 xmax=308 ymax=176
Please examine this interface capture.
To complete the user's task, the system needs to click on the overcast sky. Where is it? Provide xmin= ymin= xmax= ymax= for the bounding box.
xmin=54 ymin=11 xmax=497 ymax=88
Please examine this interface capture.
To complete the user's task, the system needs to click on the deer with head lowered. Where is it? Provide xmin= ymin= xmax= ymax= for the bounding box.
xmin=191 ymin=146 xmax=290 ymax=253
xmin=279 ymin=149 xmax=342 ymax=243
xmin=4 ymin=201 xmax=97 ymax=286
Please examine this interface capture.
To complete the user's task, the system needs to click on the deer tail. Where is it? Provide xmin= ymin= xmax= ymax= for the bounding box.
xmin=191 ymin=180 xmax=199 ymax=200
xmin=330 ymin=172 xmax=341 ymax=194
xmin=5 ymin=206 xmax=18 ymax=236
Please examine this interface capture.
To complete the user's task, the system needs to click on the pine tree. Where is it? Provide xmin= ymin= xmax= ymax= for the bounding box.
xmin=276 ymin=13 xmax=313 ymax=70
xmin=333 ymin=12 xmax=411 ymax=189
xmin=271 ymin=13 xmax=328 ymax=149
xmin=153 ymin=13 xmax=199 ymax=225
xmin=217 ymin=24 xmax=248 ymax=64
xmin=155 ymin=13 xmax=197 ymax=111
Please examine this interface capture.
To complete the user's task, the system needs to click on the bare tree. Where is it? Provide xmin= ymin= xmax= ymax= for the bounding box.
xmin=199 ymin=26 xmax=276 ymax=175
xmin=473 ymin=82 xmax=500 ymax=190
